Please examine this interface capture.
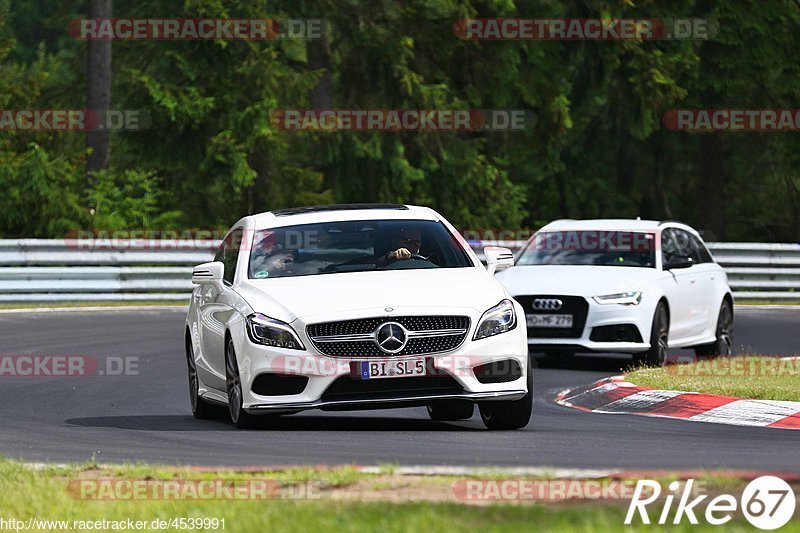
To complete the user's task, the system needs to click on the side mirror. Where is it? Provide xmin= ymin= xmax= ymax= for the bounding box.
xmin=664 ymin=255 xmax=694 ymax=270
xmin=484 ymin=247 xmax=514 ymax=275
xmin=192 ymin=261 xmax=224 ymax=284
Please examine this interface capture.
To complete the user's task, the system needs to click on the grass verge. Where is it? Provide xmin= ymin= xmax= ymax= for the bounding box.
xmin=626 ymin=356 xmax=800 ymax=401
xmin=735 ymin=298 xmax=800 ymax=306
xmin=0 ymin=458 xmax=795 ymax=532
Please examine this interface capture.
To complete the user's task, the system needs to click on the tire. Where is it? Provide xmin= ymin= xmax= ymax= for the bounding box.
xmin=225 ymin=337 xmax=258 ymax=429
xmin=634 ymin=302 xmax=669 ymax=367
xmin=478 ymin=361 xmax=533 ymax=430
xmin=426 ymin=400 xmax=474 ymax=421
xmin=186 ymin=335 xmax=213 ymax=419
xmin=695 ymin=300 xmax=734 ymax=358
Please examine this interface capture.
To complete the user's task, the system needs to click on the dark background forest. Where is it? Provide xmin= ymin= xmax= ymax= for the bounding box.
xmin=2 ymin=0 xmax=799 ymax=242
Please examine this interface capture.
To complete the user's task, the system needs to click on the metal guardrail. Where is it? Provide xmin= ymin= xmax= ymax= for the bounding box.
xmin=0 ymin=239 xmax=798 ymax=302
xmin=0 ymin=240 xmax=212 ymax=302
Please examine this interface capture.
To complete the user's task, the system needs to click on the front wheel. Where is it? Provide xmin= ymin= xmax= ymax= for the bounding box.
xmin=478 ymin=361 xmax=533 ymax=430
xmin=186 ymin=336 xmax=213 ymax=419
xmin=695 ymin=300 xmax=734 ymax=358
xmin=633 ymin=303 xmax=669 ymax=367
xmin=225 ymin=338 xmax=258 ymax=429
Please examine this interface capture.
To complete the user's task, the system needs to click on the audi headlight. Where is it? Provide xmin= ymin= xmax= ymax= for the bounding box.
xmin=473 ymin=299 xmax=517 ymax=341
xmin=592 ymin=291 xmax=642 ymax=305
xmin=246 ymin=313 xmax=305 ymax=350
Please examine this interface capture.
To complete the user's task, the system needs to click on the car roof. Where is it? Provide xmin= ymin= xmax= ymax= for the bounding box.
xmin=248 ymin=204 xmax=439 ymax=229
xmin=540 ymin=218 xmax=697 ymax=233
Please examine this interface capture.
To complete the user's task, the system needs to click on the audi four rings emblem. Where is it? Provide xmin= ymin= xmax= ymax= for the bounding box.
xmin=375 ymin=322 xmax=407 ymax=353
xmin=532 ymin=298 xmax=563 ymax=311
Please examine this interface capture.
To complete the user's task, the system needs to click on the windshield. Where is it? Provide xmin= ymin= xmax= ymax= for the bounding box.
xmin=516 ymin=230 xmax=656 ymax=268
xmin=248 ymin=219 xmax=473 ymax=278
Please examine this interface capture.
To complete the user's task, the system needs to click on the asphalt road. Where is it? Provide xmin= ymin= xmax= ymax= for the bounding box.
xmin=0 ymin=307 xmax=797 ymax=470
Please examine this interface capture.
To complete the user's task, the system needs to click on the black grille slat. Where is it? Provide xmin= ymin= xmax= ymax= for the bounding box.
xmin=251 ymin=374 xmax=309 ymax=396
xmin=321 ymin=375 xmax=463 ymax=402
xmin=474 ymin=360 xmax=523 ymax=384
xmin=515 ymin=295 xmax=589 ymax=339
xmin=307 ymin=316 xmax=469 ymax=357
xmin=589 ymin=324 xmax=643 ymax=343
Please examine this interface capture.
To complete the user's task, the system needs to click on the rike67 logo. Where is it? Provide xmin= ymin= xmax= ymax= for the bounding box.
xmin=625 ymin=476 xmax=796 ymax=530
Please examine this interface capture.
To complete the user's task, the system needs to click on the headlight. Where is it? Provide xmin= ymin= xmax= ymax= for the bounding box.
xmin=245 ymin=313 xmax=305 ymax=350
xmin=592 ymin=291 xmax=642 ymax=305
xmin=473 ymin=299 xmax=517 ymax=341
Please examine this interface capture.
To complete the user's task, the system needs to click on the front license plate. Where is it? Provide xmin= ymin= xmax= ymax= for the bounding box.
xmin=526 ymin=314 xmax=573 ymax=328
xmin=359 ymin=358 xmax=427 ymax=380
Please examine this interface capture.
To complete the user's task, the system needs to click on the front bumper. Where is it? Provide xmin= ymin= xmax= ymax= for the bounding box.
xmin=234 ymin=309 xmax=529 ymax=414
xmin=525 ymin=297 xmax=652 ymax=354
xmin=247 ymin=389 xmax=527 ymax=413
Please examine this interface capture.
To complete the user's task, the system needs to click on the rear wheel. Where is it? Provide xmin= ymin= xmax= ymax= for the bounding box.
xmin=186 ymin=336 xmax=213 ymax=419
xmin=695 ymin=300 xmax=734 ymax=358
xmin=225 ymin=338 xmax=258 ymax=429
xmin=633 ymin=303 xmax=669 ymax=367
xmin=426 ymin=400 xmax=474 ymax=421
xmin=478 ymin=361 xmax=533 ymax=430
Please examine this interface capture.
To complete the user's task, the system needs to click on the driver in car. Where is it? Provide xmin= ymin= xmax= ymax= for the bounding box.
xmin=376 ymin=227 xmax=422 ymax=267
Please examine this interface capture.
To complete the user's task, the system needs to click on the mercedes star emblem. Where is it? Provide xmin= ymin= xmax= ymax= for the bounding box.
xmin=374 ymin=321 xmax=407 ymax=354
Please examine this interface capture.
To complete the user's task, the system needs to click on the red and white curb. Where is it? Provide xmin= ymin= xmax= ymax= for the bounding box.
xmin=555 ymin=376 xmax=800 ymax=430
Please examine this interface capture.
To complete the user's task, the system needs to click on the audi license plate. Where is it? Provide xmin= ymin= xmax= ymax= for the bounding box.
xmin=358 ymin=358 xmax=427 ymax=380
xmin=526 ymin=314 xmax=573 ymax=328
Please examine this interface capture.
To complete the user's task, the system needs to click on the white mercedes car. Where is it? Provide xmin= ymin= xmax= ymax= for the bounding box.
xmin=185 ymin=204 xmax=531 ymax=429
xmin=495 ymin=219 xmax=733 ymax=366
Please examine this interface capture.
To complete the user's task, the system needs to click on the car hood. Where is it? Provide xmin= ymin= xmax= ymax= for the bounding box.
xmin=236 ymin=267 xmax=507 ymax=323
xmin=495 ymin=265 xmax=662 ymax=297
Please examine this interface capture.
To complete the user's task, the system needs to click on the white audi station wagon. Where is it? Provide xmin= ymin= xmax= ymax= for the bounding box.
xmin=495 ymin=219 xmax=733 ymax=366
xmin=185 ymin=204 xmax=531 ymax=429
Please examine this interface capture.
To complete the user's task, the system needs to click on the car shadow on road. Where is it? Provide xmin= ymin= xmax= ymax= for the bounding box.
xmin=532 ymin=345 xmax=730 ymax=373
xmin=64 ymin=412 xmax=484 ymax=432
xmin=532 ymin=353 xmax=637 ymax=373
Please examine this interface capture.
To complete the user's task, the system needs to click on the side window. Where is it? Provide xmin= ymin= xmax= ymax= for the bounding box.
xmin=672 ymin=229 xmax=705 ymax=265
xmin=661 ymin=229 xmax=681 ymax=266
xmin=213 ymin=242 xmax=225 ymax=263
xmin=220 ymin=228 xmax=243 ymax=285
xmin=688 ymin=234 xmax=714 ymax=264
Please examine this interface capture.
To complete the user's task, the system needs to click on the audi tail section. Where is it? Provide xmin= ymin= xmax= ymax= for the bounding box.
xmin=185 ymin=204 xmax=531 ymax=429
xmin=495 ymin=219 xmax=733 ymax=366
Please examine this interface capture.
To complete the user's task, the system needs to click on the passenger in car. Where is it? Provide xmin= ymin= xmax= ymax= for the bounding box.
xmin=250 ymin=233 xmax=296 ymax=277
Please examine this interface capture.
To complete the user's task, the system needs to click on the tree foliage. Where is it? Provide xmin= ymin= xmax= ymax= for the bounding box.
xmin=1 ymin=0 xmax=798 ymax=241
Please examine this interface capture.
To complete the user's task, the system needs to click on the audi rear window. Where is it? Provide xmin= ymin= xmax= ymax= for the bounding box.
xmin=516 ymin=231 xmax=656 ymax=268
